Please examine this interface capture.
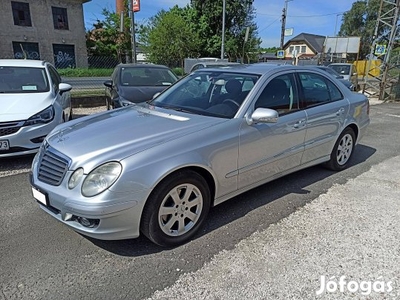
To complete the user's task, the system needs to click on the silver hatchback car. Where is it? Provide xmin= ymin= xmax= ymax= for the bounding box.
xmin=30 ymin=64 xmax=370 ymax=247
xmin=0 ymin=59 xmax=72 ymax=158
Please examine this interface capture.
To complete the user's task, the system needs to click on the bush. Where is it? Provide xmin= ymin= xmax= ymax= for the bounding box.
xmin=172 ymin=67 xmax=184 ymax=76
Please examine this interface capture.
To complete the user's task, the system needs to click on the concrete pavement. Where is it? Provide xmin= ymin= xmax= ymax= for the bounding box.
xmin=147 ymin=153 xmax=400 ymax=299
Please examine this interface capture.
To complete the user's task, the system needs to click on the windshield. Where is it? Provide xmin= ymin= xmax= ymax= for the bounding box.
xmin=0 ymin=66 xmax=49 ymax=93
xmin=120 ymin=67 xmax=178 ymax=87
xmin=149 ymin=70 xmax=260 ymax=118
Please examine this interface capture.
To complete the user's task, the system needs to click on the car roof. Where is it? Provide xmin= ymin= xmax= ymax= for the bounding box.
xmin=194 ymin=62 xmax=240 ymax=66
xmin=194 ymin=63 xmax=303 ymax=75
xmin=193 ymin=63 xmax=342 ymax=81
xmin=0 ymin=59 xmax=47 ymax=67
xmin=329 ymin=63 xmax=353 ymax=66
xmin=117 ymin=63 xmax=171 ymax=69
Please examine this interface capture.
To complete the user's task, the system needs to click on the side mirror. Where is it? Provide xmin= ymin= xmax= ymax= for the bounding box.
xmin=59 ymin=83 xmax=72 ymax=95
xmin=246 ymin=108 xmax=279 ymax=125
xmin=103 ymin=80 xmax=113 ymax=88
xmin=152 ymin=92 xmax=161 ymax=99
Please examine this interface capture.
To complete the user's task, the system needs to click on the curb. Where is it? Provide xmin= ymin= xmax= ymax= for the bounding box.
xmin=72 ymin=96 xmax=106 ymax=108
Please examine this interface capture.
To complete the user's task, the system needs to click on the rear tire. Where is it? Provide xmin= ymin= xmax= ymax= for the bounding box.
xmin=141 ymin=170 xmax=211 ymax=247
xmin=325 ymin=127 xmax=355 ymax=171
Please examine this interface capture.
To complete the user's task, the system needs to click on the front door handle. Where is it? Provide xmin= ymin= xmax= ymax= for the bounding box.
xmin=293 ymin=119 xmax=306 ymax=128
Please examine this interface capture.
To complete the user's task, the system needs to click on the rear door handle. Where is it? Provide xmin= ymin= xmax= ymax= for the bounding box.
xmin=336 ymin=108 xmax=345 ymax=116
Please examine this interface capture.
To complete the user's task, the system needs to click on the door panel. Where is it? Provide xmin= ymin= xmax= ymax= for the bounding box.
xmin=238 ymin=111 xmax=307 ymax=189
xmin=238 ymin=73 xmax=306 ymax=189
xmin=297 ymin=72 xmax=349 ymax=164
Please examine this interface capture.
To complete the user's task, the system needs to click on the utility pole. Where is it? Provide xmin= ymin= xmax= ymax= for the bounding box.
xmin=280 ymin=6 xmax=286 ymax=49
xmin=130 ymin=0 xmax=140 ymax=63
xmin=365 ymin=0 xmax=400 ymax=100
xmin=221 ymin=0 xmax=226 ymax=59
xmin=280 ymin=0 xmax=292 ymax=49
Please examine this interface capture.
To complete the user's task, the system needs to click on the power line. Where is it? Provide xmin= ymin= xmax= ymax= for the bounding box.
xmin=257 ymin=11 xmax=346 ymax=18
xmin=258 ymin=18 xmax=280 ymax=33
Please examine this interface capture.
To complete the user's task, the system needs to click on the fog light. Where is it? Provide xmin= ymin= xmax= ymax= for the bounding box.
xmin=76 ymin=216 xmax=99 ymax=228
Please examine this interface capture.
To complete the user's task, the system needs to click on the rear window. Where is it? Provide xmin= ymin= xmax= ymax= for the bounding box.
xmin=120 ymin=67 xmax=178 ymax=87
xmin=0 ymin=66 xmax=49 ymax=93
xmin=329 ymin=65 xmax=351 ymax=75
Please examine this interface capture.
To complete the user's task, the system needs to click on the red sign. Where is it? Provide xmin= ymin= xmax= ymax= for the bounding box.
xmin=132 ymin=0 xmax=140 ymax=12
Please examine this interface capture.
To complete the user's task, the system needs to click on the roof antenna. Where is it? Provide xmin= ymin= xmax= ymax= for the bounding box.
xmin=19 ymin=44 xmax=27 ymax=59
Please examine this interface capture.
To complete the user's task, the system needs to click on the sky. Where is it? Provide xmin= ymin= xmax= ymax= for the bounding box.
xmin=83 ymin=0 xmax=356 ymax=48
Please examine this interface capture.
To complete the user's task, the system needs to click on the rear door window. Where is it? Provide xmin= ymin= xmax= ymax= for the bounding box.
xmin=298 ymin=72 xmax=343 ymax=108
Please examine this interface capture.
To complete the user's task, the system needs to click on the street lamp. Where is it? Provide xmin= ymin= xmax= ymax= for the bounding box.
xmin=334 ymin=13 xmax=342 ymax=37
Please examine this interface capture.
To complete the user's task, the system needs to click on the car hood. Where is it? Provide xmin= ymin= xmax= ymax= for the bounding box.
xmin=118 ymin=85 xmax=171 ymax=103
xmin=47 ymin=104 xmax=226 ymax=165
xmin=0 ymin=92 xmax=52 ymax=121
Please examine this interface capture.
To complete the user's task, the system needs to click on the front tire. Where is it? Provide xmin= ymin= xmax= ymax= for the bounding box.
xmin=325 ymin=127 xmax=355 ymax=171
xmin=141 ymin=170 xmax=211 ymax=247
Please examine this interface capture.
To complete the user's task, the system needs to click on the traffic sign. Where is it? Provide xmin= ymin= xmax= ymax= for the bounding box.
xmin=375 ymin=44 xmax=387 ymax=56
xmin=277 ymin=50 xmax=285 ymax=58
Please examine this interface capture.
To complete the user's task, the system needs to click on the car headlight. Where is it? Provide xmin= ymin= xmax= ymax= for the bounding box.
xmin=81 ymin=162 xmax=122 ymax=197
xmin=24 ymin=106 xmax=54 ymax=126
xmin=115 ymin=95 xmax=134 ymax=107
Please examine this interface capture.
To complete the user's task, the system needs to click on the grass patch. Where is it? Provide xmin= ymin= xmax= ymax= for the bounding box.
xmin=58 ymin=68 xmax=113 ymax=77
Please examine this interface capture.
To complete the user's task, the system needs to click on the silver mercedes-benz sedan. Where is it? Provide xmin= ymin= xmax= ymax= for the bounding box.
xmin=30 ymin=64 xmax=370 ymax=247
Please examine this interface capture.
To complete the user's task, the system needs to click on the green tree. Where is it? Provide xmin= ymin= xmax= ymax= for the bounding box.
xmin=190 ymin=0 xmax=261 ymax=62
xmin=339 ymin=0 xmax=381 ymax=58
xmin=138 ymin=6 xmax=201 ymax=67
xmin=86 ymin=0 xmax=132 ymax=61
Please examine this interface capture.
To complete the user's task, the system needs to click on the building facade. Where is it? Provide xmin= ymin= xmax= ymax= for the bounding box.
xmin=283 ymin=33 xmax=326 ymax=64
xmin=0 ymin=0 xmax=90 ymax=68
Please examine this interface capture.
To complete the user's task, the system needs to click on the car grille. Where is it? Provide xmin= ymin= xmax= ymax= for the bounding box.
xmin=0 ymin=121 xmax=23 ymax=137
xmin=38 ymin=146 xmax=70 ymax=186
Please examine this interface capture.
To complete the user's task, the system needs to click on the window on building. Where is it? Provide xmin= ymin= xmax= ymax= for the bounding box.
xmin=52 ymin=7 xmax=69 ymax=30
xmin=11 ymin=1 xmax=32 ymax=26
xmin=295 ymin=46 xmax=300 ymax=53
xmin=289 ymin=46 xmax=294 ymax=54
xmin=301 ymin=46 xmax=306 ymax=53
xmin=12 ymin=42 xmax=40 ymax=60
xmin=53 ymin=44 xmax=75 ymax=68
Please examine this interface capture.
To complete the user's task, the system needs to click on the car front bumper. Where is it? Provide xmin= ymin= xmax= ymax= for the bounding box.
xmin=0 ymin=119 xmax=62 ymax=158
xmin=29 ymin=160 xmax=146 ymax=241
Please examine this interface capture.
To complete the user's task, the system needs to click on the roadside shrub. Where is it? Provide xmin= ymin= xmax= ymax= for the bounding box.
xmin=172 ymin=67 xmax=184 ymax=76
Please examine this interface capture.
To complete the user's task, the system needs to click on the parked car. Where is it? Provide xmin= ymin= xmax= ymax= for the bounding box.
xmin=189 ymin=61 xmax=240 ymax=73
xmin=30 ymin=64 xmax=370 ymax=247
xmin=103 ymin=64 xmax=179 ymax=109
xmin=328 ymin=63 xmax=359 ymax=90
xmin=0 ymin=59 xmax=72 ymax=158
xmin=307 ymin=65 xmax=356 ymax=91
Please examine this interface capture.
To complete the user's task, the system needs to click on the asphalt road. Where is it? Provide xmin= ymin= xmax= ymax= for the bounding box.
xmin=0 ymin=102 xmax=399 ymax=300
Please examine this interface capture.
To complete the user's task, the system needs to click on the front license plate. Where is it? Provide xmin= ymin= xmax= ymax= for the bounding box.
xmin=0 ymin=140 xmax=9 ymax=150
xmin=32 ymin=186 xmax=48 ymax=206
